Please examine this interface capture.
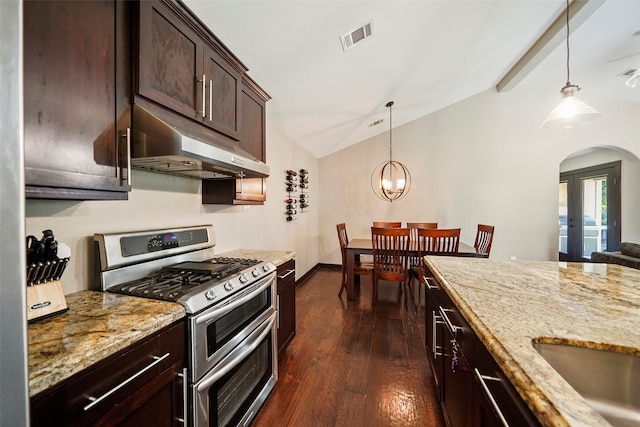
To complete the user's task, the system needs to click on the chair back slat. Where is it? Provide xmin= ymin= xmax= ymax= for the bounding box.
xmin=371 ymin=227 xmax=410 ymax=280
xmin=407 ymin=223 xmax=438 ymax=266
xmin=474 ymin=224 xmax=495 ymax=257
xmin=417 ymin=228 xmax=461 ymax=256
xmin=336 ymin=223 xmax=349 ymax=265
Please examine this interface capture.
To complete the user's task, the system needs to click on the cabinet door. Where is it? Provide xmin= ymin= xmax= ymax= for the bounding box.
xmin=441 ymin=324 xmax=473 ymax=427
xmin=203 ymin=48 xmax=241 ymax=140
xmin=24 ymin=0 xmax=131 ymax=200
xmin=137 ymin=0 xmax=203 ymax=120
xmin=277 ymin=260 xmax=296 ymax=354
xmin=473 ymin=339 xmax=542 ymax=427
xmin=94 ymin=363 xmax=185 ymax=427
xmin=425 ymin=277 xmax=444 ymax=400
xmin=240 ymin=79 xmax=266 ymax=161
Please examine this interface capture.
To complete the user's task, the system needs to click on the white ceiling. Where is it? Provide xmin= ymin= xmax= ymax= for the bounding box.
xmin=183 ymin=0 xmax=640 ymax=158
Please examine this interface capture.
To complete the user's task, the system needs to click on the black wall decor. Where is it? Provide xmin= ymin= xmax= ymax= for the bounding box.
xmin=299 ymin=169 xmax=309 ymax=212
xmin=285 ymin=170 xmax=297 ymax=221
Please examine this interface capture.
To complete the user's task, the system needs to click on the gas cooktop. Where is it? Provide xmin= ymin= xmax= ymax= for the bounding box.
xmin=94 ymin=226 xmax=275 ymax=313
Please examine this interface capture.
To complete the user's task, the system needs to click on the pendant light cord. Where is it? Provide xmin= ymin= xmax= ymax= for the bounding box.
xmin=565 ymin=0 xmax=571 ymax=86
xmin=388 ymin=102 xmax=393 ymax=163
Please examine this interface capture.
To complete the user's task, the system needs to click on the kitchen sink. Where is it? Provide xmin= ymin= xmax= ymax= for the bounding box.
xmin=533 ymin=342 xmax=640 ymax=427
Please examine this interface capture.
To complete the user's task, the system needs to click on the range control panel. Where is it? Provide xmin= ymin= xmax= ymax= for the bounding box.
xmin=121 ymin=228 xmax=210 ymax=257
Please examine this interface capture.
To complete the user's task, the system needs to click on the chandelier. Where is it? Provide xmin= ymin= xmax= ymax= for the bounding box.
xmin=541 ymin=0 xmax=600 ymax=129
xmin=371 ymin=101 xmax=411 ymax=202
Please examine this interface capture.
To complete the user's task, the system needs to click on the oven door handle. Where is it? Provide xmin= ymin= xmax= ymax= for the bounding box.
xmin=195 ymin=272 xmax=276 ymax=325
xmin=196 ymin=314 xmax=276 ymax=391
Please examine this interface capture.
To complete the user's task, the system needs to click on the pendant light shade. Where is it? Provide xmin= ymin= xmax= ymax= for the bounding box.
xmin=541 ymin=0 xmax=600 ymax=129
xmin=541 ymin=83 xmax=601 ymax=129
xmin=371 ymin=101 xmax=412 ymax=202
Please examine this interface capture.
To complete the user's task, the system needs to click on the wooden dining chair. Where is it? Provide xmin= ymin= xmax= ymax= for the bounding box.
xmin=474 ymin=224 xmax=495 ymax=258
xmin=406 ymin=222 xmax=438 ymax=292
xmin=336 ymin=223 xmax=373 ymax=297
xmin=372 ymin=221 xmax=402 ymax=228
xmin=409 ymin=228 xmax=460 ymax=303
xmin=370 ymin=227 xmax=411 ymax=306
xmin=406 ymin=222 xmax=438 ymax=245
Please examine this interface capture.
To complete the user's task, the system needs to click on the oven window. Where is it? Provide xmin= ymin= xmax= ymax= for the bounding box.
xmin=207 ymin=287 xmax=271 ymax=358
xmin=209 ymin=334 xmax=273 ymax=427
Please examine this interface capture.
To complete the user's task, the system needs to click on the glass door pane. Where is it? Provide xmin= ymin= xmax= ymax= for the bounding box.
xmin=581 ymin=176 xmax=607 ymax=259
xmin=559 ymin=181 xmax=568 ymax=256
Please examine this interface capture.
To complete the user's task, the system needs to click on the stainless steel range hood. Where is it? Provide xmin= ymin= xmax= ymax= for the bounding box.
xmin=130 ymin=105 xmax=269 ymax=179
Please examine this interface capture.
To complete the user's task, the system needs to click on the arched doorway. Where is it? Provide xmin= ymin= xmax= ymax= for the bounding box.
xmin=559 ymin=146 xmax=639 ymax=261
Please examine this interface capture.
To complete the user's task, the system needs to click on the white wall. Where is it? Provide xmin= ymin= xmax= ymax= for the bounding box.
xmin=25 ymin=125 xmax=319 ymax=295
xmin=318 ymin=86 xmax=640 ymax=264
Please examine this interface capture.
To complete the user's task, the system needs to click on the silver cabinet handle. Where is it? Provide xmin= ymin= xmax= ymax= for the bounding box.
xmin=176 ymin=368 xmax=187 ymax=424
xmin=432 ymin=311 xmax=443 ymax=359
xmin=474 ymin=368 xmax=510 ymax=427
xmin=277 ymin=269 xmax=295 ymax=280
xmin=200 ymin=74 xmax=206 ymax=118
xmin=119 ymin=128 xmax=131 ymax=186
xmin=425 ymin=276 xmax=439 ymax=290
xmin=276 ymin=294 xmax=280 ymax=329
xmin=438 ymin=306 xmax=462 ymax=337
xmin=208 ymin=79 xmax=213 ymax=122
xmin=125 ymin=127 xmax=131 ymax=186
xmin=84 ymin=352 xmax=170 ymax=411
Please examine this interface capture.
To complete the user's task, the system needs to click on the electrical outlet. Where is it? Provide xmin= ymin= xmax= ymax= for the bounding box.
xmin=510 ymin=256 xmax=517 ymax=260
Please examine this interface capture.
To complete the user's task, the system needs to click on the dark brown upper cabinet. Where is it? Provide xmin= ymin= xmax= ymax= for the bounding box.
xmin=201 ymin=75 xmax=270 ymax=205
xmin=240 ymin=75 xmax=269 ymax=162
xmin=136 ymin=0 xmax=242 ymax=142
xmin=23 ymin=0 xmax=131 ymax=200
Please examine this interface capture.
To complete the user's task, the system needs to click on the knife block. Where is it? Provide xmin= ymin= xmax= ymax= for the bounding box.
xmin=27 ymin=280 xmax=68 ymax=322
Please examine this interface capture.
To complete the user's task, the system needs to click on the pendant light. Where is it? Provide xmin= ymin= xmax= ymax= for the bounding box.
xmin=541 ymin=0 xmax=600 ymax=129
xmin=371 ymin=101 xmax=411 ymax=202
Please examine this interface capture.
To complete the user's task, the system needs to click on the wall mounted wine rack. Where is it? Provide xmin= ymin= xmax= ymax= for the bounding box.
xmin=285 ymin=168 xmax=309 ymax=222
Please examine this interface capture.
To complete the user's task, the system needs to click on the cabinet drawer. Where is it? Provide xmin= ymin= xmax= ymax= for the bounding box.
xmin=474 ymin=339 xmax=542 ymax=427
xmin=277 ymin=259 xmax=296 ymax=289
xmin=30 ymin=321 xmax=185 ymax=427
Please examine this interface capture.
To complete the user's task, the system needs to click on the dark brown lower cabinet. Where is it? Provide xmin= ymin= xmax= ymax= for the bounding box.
xmin=276 ymin=259 xmax=296 ymax=354
xmin=30 ymin=321 xmax=186 ymax=427
xmin=424 ymin=268 xmax=541 ymax=427
xmin=473 ymin=339 xmax=542 ymax=427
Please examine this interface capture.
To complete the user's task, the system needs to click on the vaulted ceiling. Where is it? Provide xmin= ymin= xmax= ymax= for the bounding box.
xmin=183 ymin=0 xmax=640 ymax=158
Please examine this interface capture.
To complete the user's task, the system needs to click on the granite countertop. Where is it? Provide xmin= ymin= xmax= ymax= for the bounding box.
xmin=28 ymin=291 xmax=185 ymax=397
xmin=423 ymin=257 xmax=640 ymax=427
xmin=28 ymin=249 xmax=294 ymax=398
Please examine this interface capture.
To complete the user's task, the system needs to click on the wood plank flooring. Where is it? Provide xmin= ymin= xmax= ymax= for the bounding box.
xmin=252 ymin=267 xmax=445 ymax=427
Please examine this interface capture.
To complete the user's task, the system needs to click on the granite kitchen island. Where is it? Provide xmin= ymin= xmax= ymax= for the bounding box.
xmin=423 ymin=257 xmax=640 ymax=427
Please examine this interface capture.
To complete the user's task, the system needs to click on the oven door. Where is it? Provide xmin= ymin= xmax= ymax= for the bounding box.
xmin=189 ymin=272 xmax=276 ymax=382
xmin=192 ymin=312 xmax=277 ymax=427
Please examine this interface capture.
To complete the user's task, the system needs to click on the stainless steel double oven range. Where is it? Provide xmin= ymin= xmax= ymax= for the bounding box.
xmin=94 ymin=225 xmax=277 ymax=427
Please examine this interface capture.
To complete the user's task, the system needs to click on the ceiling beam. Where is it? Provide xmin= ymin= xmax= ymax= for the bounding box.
xmin=496 ymin=0 xmax=605 ymax=93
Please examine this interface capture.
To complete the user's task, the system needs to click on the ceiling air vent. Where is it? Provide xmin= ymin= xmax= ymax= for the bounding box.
xmin=340 ymin=21 xmax=374 ymax=52
xmin=368 ymin=118 xmax=384 ymax=128
xmin=618 ymin=68 xmax=638 ymax=78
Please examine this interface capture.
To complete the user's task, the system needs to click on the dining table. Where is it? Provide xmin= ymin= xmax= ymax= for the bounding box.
xmin=344 ymin=238 xmax=484 ymax=300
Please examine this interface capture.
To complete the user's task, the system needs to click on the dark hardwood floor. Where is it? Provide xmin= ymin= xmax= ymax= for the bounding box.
xmin=253 ymin=267 xmax=445 ymax=427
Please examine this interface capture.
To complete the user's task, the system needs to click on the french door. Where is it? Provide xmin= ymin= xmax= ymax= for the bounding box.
xmin=559 ymin=161 xmax=621 ymax=261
